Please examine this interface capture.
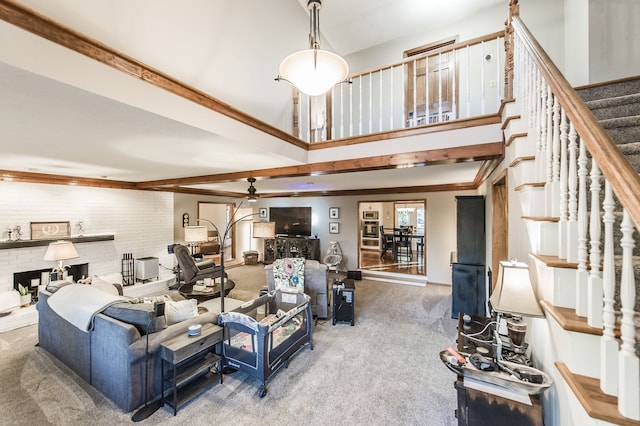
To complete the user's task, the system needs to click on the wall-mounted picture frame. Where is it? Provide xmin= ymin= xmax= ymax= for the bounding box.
xmin=259 ymin=208 xmax=268 ymax=219
xmin=329 ymin=207 xmax=340 ymax=219
xmin=30 ymin=221 xmax=71 ymax=240
xmin=329 ymin=222 xmax=339 ymax=234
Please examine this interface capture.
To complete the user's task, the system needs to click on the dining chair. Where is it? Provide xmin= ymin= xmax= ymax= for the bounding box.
xmin=393 ymin=228 xmax=412 ymax=261
xmin=379 ymin=226 xmax=395 ymax=259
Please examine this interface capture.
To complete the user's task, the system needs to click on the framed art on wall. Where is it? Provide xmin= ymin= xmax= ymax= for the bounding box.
xmin=329 ymin=207 xmax=339 ymax=219
xmin=329 ymin=222 xmax=339 ymax=234
xmin=30 ymin=221 xmax=71 ymax=240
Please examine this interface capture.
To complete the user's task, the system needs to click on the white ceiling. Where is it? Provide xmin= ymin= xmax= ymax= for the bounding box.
xmin=0 ymin=0 xmax=505 ymax=196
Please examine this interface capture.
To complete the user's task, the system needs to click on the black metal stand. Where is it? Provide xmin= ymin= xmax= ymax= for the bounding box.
xmin=132 ymin=302 xmax=165 ymax=422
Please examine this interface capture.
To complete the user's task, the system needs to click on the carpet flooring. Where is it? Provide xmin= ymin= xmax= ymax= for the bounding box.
xmin=0 ymin=265 xmax=458 ymax=425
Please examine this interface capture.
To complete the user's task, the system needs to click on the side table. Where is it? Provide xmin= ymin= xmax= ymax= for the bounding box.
xmin=160 ymin=323 xmax=223 ymax=415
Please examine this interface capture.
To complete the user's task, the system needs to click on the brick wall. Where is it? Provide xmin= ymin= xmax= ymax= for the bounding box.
xmin=0 ymin=182 xmax=174 ymax=292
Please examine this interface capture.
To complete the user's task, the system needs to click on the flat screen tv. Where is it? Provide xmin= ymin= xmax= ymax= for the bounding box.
xmin=270 ymin=207 xmax=312 ymax=237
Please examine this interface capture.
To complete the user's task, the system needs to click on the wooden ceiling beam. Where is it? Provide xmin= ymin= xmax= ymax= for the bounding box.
xmin=136 ymin=142 xmax=503 ymax=189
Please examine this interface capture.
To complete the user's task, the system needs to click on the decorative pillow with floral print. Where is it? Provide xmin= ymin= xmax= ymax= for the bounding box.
xmin=273 ymin=258 xmax=305 ymax=290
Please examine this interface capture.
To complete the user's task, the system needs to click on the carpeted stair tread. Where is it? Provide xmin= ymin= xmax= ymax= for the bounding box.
xmin=587 ymin=93 xmax=640 ymax=120
xmin=599 ymin=115 xmax=640 ymax=144
xmin=578 ymin=77 xmax=640 ymax=102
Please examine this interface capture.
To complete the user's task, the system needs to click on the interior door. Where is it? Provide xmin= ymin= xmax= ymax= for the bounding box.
xmin=404 ymin=38 xmax=457 ymax=126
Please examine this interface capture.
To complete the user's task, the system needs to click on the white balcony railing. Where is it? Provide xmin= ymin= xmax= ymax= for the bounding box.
xmin=295 ymin=32 xmax=506 ymax=143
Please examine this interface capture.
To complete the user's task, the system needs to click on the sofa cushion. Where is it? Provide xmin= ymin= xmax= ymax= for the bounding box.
xmin=102 ymin=301 xmax=166 ymax=334
xmin=165 ymin=298 xmax=198 ymax=325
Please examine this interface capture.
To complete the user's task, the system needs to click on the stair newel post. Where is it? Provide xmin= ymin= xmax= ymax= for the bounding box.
xmin=587 ymin=160 xmax=603 ymax=328
xmin=601 ymin=181 xmax=618 ymax=396
xmin=618 ymin=210 xmax=640 ymax=420
xmin=566 ymin=121 xmax=579 ymax=263
xmin=576 ymin=138 xmax=589 ymax=317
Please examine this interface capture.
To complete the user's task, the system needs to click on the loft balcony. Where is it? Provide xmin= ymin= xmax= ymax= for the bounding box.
xmin=292 ymin=31 xmax=506 ymax=143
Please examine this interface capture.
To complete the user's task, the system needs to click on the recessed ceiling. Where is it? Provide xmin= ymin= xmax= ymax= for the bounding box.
xmin=0 ymin=0 xmax=505 ymax=196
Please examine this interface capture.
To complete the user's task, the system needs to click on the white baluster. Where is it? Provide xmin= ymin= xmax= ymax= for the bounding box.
xmin=601 ymin=181 xmax=618 ymax=395
xmin=465 ymin=45 xmax=471 ymax=118
xmin=359 ymin=74 xmax=363 ymax=136
xmin=389 ymin=66 xmax=394 ymax=130
xmin=550 ymin=94 xmax=561 ymax=218
xmin=588 ymin=160 xmax=603 ymax=328
xmin=576 ymin=138 xmax=589 ymax=316
xmin=368 ymin=72 xmax=373 ymax=134
xmin=438 ymin=52 xmax=444 ymax=121
xmin=349 ymin=75 xmax=353 ymax=137
xmin=558 ymin=107 xmax=568 ymax=259
xmin=618 ymin=210 xmax=640 ymax=420
xmin=379 ymin=68 xmax=383 ymax=132
xmin=536 ymin=79 xmax=547 ymax=183
xmin=339 ymin=83 xmax=344 ymax=139
xmin=566 ymin=122 xmax=579 ymax=262
xmin=545 ymin=86 xmax=553 ymax=217
xmin=480 ymin=44 xmax=485 ymax=115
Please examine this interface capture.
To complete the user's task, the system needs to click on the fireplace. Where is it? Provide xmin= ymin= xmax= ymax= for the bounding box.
xmin=14 ymin=263 xmax=89 ymax=302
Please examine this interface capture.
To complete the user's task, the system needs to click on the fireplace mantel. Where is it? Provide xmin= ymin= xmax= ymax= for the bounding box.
xmin=0 ymin=234 xmax=114 ymax=250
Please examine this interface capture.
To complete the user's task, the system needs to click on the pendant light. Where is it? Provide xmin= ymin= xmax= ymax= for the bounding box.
xmin=276 ymin=0 xmax=349 ymax=96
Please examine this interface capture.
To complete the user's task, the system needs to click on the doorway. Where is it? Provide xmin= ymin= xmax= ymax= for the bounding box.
xmin=198 ymin=202 xmax=239 ymax=264
xmin=404 ymin=36 xmax=458 ymax=126
xmin=357 ymin=200 xmax=426 ymax=276
xmin=491 ymin=171 xmax=508 ymax=289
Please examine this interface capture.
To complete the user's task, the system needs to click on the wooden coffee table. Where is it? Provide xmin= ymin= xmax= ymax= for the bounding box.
xmin=178 ymin=280 xmax=235 ymax=302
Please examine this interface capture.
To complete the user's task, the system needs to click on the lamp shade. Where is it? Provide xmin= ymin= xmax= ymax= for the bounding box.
xmin=43 ymin=240 xmax=78 ymax=262
xmin=279 ymin=49 xmax=349 ymax=96
xmin=184 ymin=226 xmax=208 ymax=243
xmin=252 ymin=222 xmax=276 ymax=239
xmin=490 ymin=260 xmax=544 ymax=317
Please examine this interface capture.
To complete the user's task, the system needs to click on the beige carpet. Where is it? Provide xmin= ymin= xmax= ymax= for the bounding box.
xmin=0 ymin=266 xmax=458 ymax=425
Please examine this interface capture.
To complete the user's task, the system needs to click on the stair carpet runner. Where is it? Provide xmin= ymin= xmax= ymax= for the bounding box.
xmin=577 ymin=78 xmax=640 ymax=360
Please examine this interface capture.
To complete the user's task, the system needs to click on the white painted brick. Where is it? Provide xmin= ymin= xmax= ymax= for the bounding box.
xmin=0 ymin=182 xmax=174 ymax=292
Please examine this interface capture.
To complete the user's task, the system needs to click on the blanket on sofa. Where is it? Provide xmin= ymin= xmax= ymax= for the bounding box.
xmin=48 ymin=284 xmax=127 ymax=332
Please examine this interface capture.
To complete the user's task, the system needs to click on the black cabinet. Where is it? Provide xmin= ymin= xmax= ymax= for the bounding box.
xmin=455 ymin=196 xmax=485 ymax=265
xmin=452 ymin=264 xmax=486 ymax=319
xmin=263 ymin=237 xmax=320 ymax=264
xmin=452 ymin=196 xmax=486 ymax=319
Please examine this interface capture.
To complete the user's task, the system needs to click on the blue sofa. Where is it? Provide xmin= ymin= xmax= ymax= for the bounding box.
xmin=36 ymin=287 xmax=245 ymax=412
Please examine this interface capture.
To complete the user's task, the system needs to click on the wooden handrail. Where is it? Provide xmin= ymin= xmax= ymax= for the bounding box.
xmin=511 ymin=16 xmax=640 ymax=231
xmin=350 ymin=30 xmax=505 ymax=80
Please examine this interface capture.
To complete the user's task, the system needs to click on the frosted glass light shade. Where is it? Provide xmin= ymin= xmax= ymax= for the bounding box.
xmin=490 ymin=260 xmax=544 ymax=317
xmin=279 ymin=49 xmax=349 ymax=96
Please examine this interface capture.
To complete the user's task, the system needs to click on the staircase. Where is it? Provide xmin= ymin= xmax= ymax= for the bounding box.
xmin=503 ymin=6 xmax=640 ymax=425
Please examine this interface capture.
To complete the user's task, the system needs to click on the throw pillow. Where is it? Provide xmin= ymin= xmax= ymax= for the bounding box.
xmin=46 ymin=280 xmax=71 ymax=294
xmin=102 ymin=302 xmax=166 ymax=334
xmin=165 ymin=298 xmax=198 ymax=325
xmin=91 ymin=276 xmax=123 ymax=296
xmin=273 ymin=258 xmax=305 ymax=290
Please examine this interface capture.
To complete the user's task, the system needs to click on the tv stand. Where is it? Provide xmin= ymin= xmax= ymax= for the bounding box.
xmin=263 ymin=236 xmax=320 ymax=264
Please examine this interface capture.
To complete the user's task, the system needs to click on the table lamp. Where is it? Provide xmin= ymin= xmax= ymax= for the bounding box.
xmin=489 ymin=259 xmax=544 ymax=357
xmin=184 ymin=225 xmax=209 ymax=256
xmin=43 ymin=240 xmax=79 ymax=277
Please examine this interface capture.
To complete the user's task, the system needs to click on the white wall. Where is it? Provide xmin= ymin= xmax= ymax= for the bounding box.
xmin=588 ymin=0 xmax=640 ymax=83
xmin=0 ymin=182 xmax=174 ymax=292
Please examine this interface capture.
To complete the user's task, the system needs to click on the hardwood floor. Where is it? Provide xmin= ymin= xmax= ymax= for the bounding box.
xmin=359 ymin=249 xmax=425 ymax=275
